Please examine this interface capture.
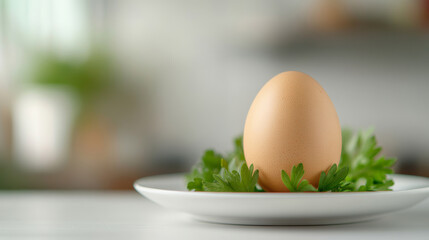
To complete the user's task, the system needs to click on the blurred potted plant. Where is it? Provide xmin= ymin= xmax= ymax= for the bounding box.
xmin=14 ymin=50 xmax=113 ymax=176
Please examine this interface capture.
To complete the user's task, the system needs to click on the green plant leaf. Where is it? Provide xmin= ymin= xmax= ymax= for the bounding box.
xmin=340 ymin=128 xmax=396 ymax=191
xmin=281 ymin=163 xmax=317 ymax=192
xmin=186 ymin=128 xmax=396 ymax=192
xmin=203 ymin=163 xmax=259 ymax=192
xmin=318 ymin=164 xmax=349 ymax=192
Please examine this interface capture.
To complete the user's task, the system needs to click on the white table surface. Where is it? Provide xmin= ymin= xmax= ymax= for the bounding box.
xmin=0 ymin=191 xmax=428 ymax=240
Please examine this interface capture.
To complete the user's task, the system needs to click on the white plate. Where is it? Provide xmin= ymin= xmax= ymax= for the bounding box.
xmin=134 ymin=174 xmax=429 ymax=225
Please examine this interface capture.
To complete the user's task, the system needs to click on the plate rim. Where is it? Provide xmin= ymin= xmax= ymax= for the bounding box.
xmin=134 ymin=173 xmax=429 ymax=198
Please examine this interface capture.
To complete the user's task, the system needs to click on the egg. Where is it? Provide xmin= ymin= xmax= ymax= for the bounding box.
xmin=243 ymin=71 xmax=341 ymax=192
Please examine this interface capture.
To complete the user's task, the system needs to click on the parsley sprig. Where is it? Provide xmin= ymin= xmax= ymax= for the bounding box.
xmin=281 ymin=163 xmax=349 ymax=192
xmin=318 ymin=164 xmax=349 ymax=192
xmin=340 ymin=128 xmax=396 ymax=191
xmin=186 ymin=128 xmax=396 ymax=192
xmin=281 ymin=163 xmax=317 ymax=192
xmin=186 ymin=137 xmax=262 ymax=192
xmin=204 ymin=163 xmax=259 ymax=192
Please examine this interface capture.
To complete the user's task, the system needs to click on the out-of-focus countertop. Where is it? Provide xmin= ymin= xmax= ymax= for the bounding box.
xmin=0 ymin=191 xmax=428 ymax=240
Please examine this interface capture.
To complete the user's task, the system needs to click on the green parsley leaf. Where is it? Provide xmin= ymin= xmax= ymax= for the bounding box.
xmin=357 ymin=178 xmax=394 ymax=191
xmin=224 ymin=136 xmax=246 ymax=172
xmin=186 ymin=128 xmax=396 ymax=193
xmin=186 ymin=178 xmax=203 ymax=191
xmin=203 ymin=163 xmax=259 ymax=192
xmin=201 ymin=150 xmax=223 ymax=170
xmin=186 ymin=136 xmax=261 ymax=192
xmin=281 ymin=163 xmax=317 ymax=192
xmin=185 ymin=150 xmax=224 ymax=190
xmin=340 ymin=128 xmax=396 ymax=191
xmin=318 ymin=164 xmax=349 ymax=192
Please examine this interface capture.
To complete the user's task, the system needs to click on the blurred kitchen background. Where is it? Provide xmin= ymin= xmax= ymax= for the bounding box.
xmin=0 ymin=0 xmax=428 ymax=189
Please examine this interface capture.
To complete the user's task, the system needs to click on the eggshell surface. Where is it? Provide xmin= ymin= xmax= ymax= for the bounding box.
xmin=243 ymin=71 xmax=341 ymax=192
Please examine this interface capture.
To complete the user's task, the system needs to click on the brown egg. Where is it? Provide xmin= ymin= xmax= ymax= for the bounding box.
xmin=243 ymin=71 xmax=341 ymax=192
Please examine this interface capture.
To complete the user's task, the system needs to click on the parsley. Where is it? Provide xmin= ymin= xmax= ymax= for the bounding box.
xmin=204 ymin=163 xmax=259 ymax=192
xmin=185 ymin=150 xmax=223 ymax=191
xmin=186 ymin=137 xmax=259 ymax=192
xmin=317 ymin=164 xmax=349 ymax=192
xmin=280 ymin=163 xmax=349 ymax=192
xmin=340 ymin=128 xmax=396 ymax=191
xmin=281 ymin=163 xmax=317 ymax=192
xmin=186 ymin=177 xmax=203 ymax=191
xmin=186 ymin=128 xmax=396 ymax=192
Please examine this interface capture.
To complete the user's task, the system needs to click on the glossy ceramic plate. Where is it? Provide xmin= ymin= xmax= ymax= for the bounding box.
xmin=134 ymin=174 xmax=429 ymax=225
